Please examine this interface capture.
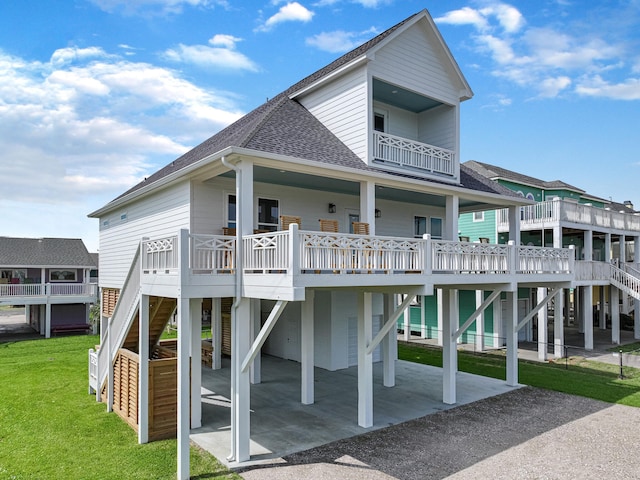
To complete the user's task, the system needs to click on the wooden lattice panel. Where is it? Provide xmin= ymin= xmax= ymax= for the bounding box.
xmin=112 ymin=349 xmax=139 ymax=431
xmin=148 ymin=358 xmax=178 ymax=442
xmin=102 ymin=288 xmax=120 ymax=317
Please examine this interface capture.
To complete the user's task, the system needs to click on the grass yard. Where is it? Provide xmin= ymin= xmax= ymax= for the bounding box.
xmin=0 ymin=335 xmax=240 ymax=480
xmin=398 ymin=342 xmax=640 ymax=407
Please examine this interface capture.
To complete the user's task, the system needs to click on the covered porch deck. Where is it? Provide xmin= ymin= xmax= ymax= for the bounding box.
xmin=190 ymin=354 xmax=518 ymax=468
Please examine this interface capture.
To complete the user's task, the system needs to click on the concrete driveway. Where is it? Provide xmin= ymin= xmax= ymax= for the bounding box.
xmin=238 ymin=387 xmax=640 ymax=480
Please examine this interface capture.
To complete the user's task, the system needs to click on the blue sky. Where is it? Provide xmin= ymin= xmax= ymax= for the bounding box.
xmin=1 ymin=0 xmax=638 ymax=252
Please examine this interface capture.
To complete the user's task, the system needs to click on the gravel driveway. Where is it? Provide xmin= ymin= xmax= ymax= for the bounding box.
xmin=238 ymin=387 xmax=640 ymax=480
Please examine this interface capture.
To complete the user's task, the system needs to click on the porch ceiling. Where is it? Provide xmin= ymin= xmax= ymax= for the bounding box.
xmin=373 ymin=78 xmax=441 ymax=113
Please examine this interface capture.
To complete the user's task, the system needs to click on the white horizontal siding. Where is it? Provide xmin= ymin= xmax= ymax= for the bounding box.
xmin=418 ymin=104 xmax=455 ymax=151
xmin=370 ymin=22 xmax=460 ymax=105
xmin=191 ymin=179 xmax=232 ymax=235
xmin=98 ymin=181 xmax=191 ymax=288
xmin=375 ymin=101 xmax=419 ymax=140
xmin=299 ymin=67 xmax=368 ymax=161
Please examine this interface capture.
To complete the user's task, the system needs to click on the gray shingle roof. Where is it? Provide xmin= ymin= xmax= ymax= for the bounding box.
xmin=0 ymin=237 xmax=96 ymax=268
xmin=464 ymin=160 xmax=584 ymax=193
xmin=104 ymin=11 xmax=510 ymax=208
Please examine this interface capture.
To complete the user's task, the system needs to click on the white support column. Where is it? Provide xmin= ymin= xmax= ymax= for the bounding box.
xmin=403 ymin=298 xmax=410 ymax=341
xmin=611 ymin=286 xmax=620 ymax=345
xmin=583 ymin=286 xmax=594 ymax=351
xmin=177 ymin=296 xmax=190 ymax=480
xmin=505 ymin=291 xmax=519 ymax=387
xmin=382 ymin=293 xmax=395 ymax=387
xmin=301 ymin=290 xmax=315 ymax=405
xmin=357 ymin=291 xmax=373 ymax=428
xmin=492 ymin=297 xmax=502 ymax=348
xmin=619 ymin=235 xmax=626 ymax=263
xmin=250 ymin=298 xmax=261 ymax=385
xmin=605 ymin=233 xmax=612 ymax=262
xmin=554 ymin=289 xmax=565 ymax=358
xmin=635 ymin=236 xmax=640 ymax=340
xmin=442 ymin=289 xmax=458 ymax=405
xmin=231 ymin=298 xmax=251 ymax=463
xmin=360 ymin=181 xmax=376 ymax=235
xmin=445 ymin=195 xmax=459 ymax=241
xmin=420 ymin=295 xmax=426 ymax=339
xmin=537 ymin=287 xmax=548 ymax=361
xmin=553 ymin=225 xmax=562 ymax=249
xmin=437 ymin=289 xmax=443 ymax=346
xmin=475 ymin=291 xmax=484 ymax=352
xmin=212 ymin=297 xmax=222 ymax=370
xmin=45 ymin=301 xmax=51 ymax=339
xmin=508 ymin=205 xmax=521 ymax=245
xmin=599 ymin=286 xmax=606 ymax=330
xmin=138 ymin=294 xmax=150 ymax=444
xmin=190 ymin=298 xmax=203 ymax=429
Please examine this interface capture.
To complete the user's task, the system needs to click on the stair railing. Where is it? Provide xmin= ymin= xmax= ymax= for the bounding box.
xmin=610 ymin=262 xmax=640 ymax=301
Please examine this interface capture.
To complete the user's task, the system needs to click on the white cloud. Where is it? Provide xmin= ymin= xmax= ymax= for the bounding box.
xmin=256 ymin=2 xmax=314 ymax=32
xmin=479 ymin=4 xmax=524 ymax=33
xmin=0 ymin=48 xmax=244 ymax=212
xmin=163 ymin=34 xmax=259 ymax=72
xmin=575 ymin=76 xmax=640 ymax=100
xmin=306 ymin=27 xmax=378 ymax=53
xmin=538 ymin=76 xmax=572 ymax=97
xmin=88 ymin=0 xmax=229 ymax=15
xmin=435 ymin=7 xmax=489 ymax=31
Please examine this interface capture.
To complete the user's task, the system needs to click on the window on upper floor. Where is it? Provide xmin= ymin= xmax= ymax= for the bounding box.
xmin=258 ymin=197 xmax=279 ymax=231
xmin=430 ymin=217 xmax=443 ymax=239
xmin=473 ymin=211 xmax=484 ymax=222
xmin=414 ymin=216 xmax=427 ymax=238
xmin=374 ymin=111 xmax=386 ymax=133
xmin=414 ymin=216 xmax=442 ymax=239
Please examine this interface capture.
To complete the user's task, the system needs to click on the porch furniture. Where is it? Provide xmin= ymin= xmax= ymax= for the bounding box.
xmin=280 ymin=215 xmax=301 ymax=231
xmin=222 ymin=227 xmax=236 ymax=236
xmin=319 ymin=219 xmax=339 ymax=232
xmin=459 ymin=236 xmax=470 ymax=242
xmin=479 ymin=237 xmax=490 ymax=243
xmin=51 ymin=323 xmax=92 ymax=335
xmin=352 ymin=222 xmax=369 ymax=235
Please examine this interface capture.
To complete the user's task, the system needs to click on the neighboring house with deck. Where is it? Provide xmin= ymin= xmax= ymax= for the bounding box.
xmin=0 ymin=237 xmax=98 ymax=337
xmin=454 ymin=161 xmax=640 ymax=359
xmin=87 ymin=10 xmax=578 ymax=478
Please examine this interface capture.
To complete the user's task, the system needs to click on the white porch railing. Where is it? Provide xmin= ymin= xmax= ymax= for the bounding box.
xmin=0 ymin=282 xmax=96 ymax=298
xmin=431 ymin=240 xmax=510 ymax=273
xmin=141 ymin=234 xmax=236 ymax=274
xmin=243 ymin=231 xmax=290 ymax=272
xmin=574 ymin=261 xmax=612 ymax=281
xmin=498 ymin=198 xmax=640 ymax=232
xmin=373 ymin=132 xmax=456 ymax=178
xmin=518 ymin=245 xmax=575 ymax=274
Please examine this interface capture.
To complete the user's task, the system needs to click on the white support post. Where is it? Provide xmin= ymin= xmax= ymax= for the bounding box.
xmin=508 ymin=205 xmax=521 ymax=245
xmin=106 ymin=311 xmax=114 ymax=411
xmin=45 ymin=301 xmax=51 ymax=339
xmin=250 ymin=298 xmax=261 ymax=385
xmin=212 ymin=297 xmax=222 ymax=370
xmin=437 ymin=289 xmax=443 ymax=346
xmin=382 ymin=293 xmax=395 ymax=387
xmin=420 ymin=295 xmax=426 ymax=339
xmin=492 ymin=297 xmax=502 ymax=348
xmin=611 ymin=286 xmax=620 ymax=345
xmin=619 ymin=234 xmax=626 ymax=264
xmin=177 ymin=296 xmax=190 ymax=480
xmin=475 ymin=291 xmax=484 ymax=352
xmin=442 ymin=289 xmax=458 ymax=405
xmin=583 ymin=286 xmax=594 ymax=351
xmin=357 ymin=291 xmax=373 ymax=428
xmin=190 ymin=297 xmax=202 ymax=429
xmin=232 ymin=298 xmax=251 ymax=463
xmin=537 ymin=287 xmax=548 ymax=361
xmin=138 ymin=294 xmax=150 ymax=444
xmin=554 ymin=289 xmax=565 ymax=358
xmin=605 ymin=233 xmax=612 ymax=262
xmin=403 ymin=299 xmax=410 ymax=341
xmin=360 ymin=181 xmax=376 ymax=235
xmin=598 ymin=286 xmax=606 ymax=330
xmin=634 ymin=236 xmax=640 ymax=340
xmin=301 ymin=290 xmax=315 ymax=405
xmin=445 ymin=195 xmax=459 ymax=241
xmin=505 ymin=291 xmax=519 ymax=387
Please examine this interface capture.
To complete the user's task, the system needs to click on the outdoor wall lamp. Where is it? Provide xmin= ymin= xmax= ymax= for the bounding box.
xmin=375 ymin=209 xmax=381 ymax=218
xmin=328 ymin=203 xmax=336 ymax=214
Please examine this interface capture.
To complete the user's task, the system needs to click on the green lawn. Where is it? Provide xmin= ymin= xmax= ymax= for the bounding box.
xmin=0 ymin=335 xmax=240 ymax=480
xmin=398 ymin=342 xmax=640 ymax=407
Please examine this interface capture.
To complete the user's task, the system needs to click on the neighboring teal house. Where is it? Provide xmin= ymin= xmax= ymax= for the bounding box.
xmin=401 ymin=160 xmax=640 ymax=355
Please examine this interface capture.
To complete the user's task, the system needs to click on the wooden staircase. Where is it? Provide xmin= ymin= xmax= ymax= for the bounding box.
xmin=122 ymin=296 xmax=177 ymax=354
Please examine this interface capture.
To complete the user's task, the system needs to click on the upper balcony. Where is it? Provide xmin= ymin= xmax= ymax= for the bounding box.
xmin=0 ymin=282 xmax=97 ymax=305
xmin=497 ymin=198 xmax=640 ymax=233
xmin=139 ymin=228 xmax=575 ymax=301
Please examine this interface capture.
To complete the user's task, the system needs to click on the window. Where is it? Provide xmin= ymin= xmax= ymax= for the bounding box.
xmin=430 ymin=217 xmax=443 ymax=239
xmin=258 ymin=197 xmax=279 ymax=231
xmin=50 ymin=270 xmax=77 ymax=282
xmin=473 ymin=211 xmax=484 ymax=222
xmin=227 ymin=194 xmax=236 ymax=228
xmin=414 ymin=216 xmax=427 ymax=238
xmin=374 ymin=112 xmax=385 ymax=132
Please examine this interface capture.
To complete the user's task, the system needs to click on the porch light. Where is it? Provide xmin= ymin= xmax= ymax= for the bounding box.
xmin=328 ymin=203 xmax=336 ymax=214
xmin=375 ymin=209 xmax=381 ymax=218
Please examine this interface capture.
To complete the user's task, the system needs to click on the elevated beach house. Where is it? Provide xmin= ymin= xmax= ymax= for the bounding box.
xmin=0 ymin=237 xmax=97 ymax=337
xmin=88 ymin=10 xmax=577 ymax=478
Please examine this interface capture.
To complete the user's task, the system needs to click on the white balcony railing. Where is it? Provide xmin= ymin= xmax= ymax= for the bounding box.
xmin=574 ymin=261 xmax=613 ymax=282
xmin=0 ymin=282 xmax=97 ymax=298
xmin=142 ymin=228 xmax=575 ymax=281
xmin=373 ymin=132 xmax=456 ymax=178
xmin=498 ymin=199 xmax=640 ymax=232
